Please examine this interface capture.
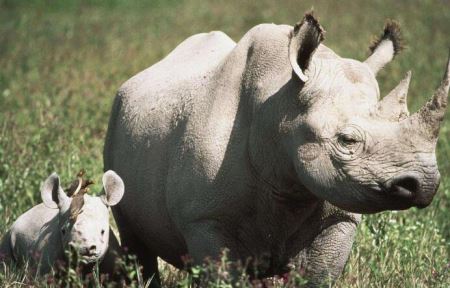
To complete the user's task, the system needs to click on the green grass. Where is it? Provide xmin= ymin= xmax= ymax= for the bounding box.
xmin=0 ymin=0 xmax=449 ymax=286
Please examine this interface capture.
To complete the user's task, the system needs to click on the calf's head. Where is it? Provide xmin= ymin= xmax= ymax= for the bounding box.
xmin=41 ymin=170 xmax=124 ymax=262
xmin=282 ymin=14 xmax=449 ymax=213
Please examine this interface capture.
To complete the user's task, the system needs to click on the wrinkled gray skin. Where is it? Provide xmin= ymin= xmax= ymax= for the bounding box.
xmin=104 ymin=14 xmax=449 ymax=286
xmin=0 ymin=171 xmax=124 ymax=275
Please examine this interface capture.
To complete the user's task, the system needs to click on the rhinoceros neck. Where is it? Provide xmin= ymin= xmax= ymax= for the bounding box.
xmin=246 ymin=134 xmax=320 ymax=209
xmin=226 ymin=24 xmax=319 ymax=208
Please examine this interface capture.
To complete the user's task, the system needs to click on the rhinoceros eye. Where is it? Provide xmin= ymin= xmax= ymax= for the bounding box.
xmin=338 ymin=133 xmax=359 ymax=146
xmin=338 ymin=125 xmax=364 ymax=146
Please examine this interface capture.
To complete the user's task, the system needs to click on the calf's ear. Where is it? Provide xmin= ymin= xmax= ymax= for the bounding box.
xmin=101 ymin=170 xmax=124 ymax=206
xmin=41 ymin=173 xmax=70 ymax=209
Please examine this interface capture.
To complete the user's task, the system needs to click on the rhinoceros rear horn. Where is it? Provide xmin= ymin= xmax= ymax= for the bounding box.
xmin=409 ymin=51 xmax=450 ymax=140
xmin=365 ymin=20 xmax=404 ymax=75
xmin=289 ymin=12 xmax=324 ymax=82
xmin=378 ymin=71 xmax=411 ymax=120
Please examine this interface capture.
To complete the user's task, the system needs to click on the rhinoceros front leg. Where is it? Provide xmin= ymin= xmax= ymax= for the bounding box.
xmin=183 ymin=221 xmax=236 ymax=264
xmin=293 ymin=217 xmax=360 ymax=287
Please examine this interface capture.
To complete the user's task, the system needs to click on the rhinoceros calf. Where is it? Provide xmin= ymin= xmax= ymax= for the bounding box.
xmin=104 ymin=12 xmax=449 ymax=286
xmin=0 ymin=170 xmax=125 ymax=276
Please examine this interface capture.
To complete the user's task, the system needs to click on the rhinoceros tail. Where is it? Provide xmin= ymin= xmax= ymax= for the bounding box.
xmin=103 ymin=88 xmax=125 ymax=172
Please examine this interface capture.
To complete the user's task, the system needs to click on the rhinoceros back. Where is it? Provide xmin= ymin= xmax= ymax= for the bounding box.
xmin=6 ymin=204 xmax=62 ymax=273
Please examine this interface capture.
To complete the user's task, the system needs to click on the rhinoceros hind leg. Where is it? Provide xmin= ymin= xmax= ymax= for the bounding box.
xmin=0 ymin=230 xmax=14 ymax=265
xmin=112 ymin=208 xmax=160 ymax=287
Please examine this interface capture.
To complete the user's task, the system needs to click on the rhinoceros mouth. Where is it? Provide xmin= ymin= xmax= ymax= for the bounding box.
xmin=334 ymin=185 xmax=413 ymax=214
xmin=372 ymin=186 xmax=417 ymax=210
xmin=384 ymin=196 xmax=416 ymax=210
xmin=80 ymin=254 xmax=102 ymax=263
xmin=364 ymin=185 xmax=433 ymax=213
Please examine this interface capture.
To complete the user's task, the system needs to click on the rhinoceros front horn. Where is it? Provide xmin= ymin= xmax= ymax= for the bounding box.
xmin=407 ymin=51 xmax=450 ymax=140
xmin=289 ymin=13 xmax=324 ymax=82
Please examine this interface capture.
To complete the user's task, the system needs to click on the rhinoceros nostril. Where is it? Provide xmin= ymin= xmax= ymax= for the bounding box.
xmin=79 ymin=245 xmax=97 ymax=257
xmin=387 ymin=174 xmax=421 ymax=199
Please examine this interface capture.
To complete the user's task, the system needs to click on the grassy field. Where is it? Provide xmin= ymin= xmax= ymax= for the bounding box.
xmin=0 ymin=0 xmax=449 ymax=286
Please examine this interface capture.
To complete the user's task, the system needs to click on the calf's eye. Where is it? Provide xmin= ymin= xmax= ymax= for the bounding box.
xmin=101 ymin=229 xmax=105 ymax=236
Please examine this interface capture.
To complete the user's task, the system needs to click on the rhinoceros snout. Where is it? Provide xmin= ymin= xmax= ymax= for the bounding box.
xmin=384 ymin=171 xmax=440 ymax=208
xmin=385 ymin=174 xmax=420 ymax=199
xmin=414 ymin=171 xmax=440 ymax=209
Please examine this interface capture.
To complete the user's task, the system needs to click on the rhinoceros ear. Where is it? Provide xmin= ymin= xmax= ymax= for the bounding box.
xmin=365 ymin=20 xmax=404 ymax=75
xmin=289 ymin=13 xmax=325 ymax=82
xmin=41 ymin=173 xmax=70 ymax=210
xmin=101 ymin=170 xmax=124 ymax=206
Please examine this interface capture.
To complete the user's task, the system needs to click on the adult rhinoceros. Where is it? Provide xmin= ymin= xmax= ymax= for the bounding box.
xmin=104 ymin=13 xmax=449 ymax=286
